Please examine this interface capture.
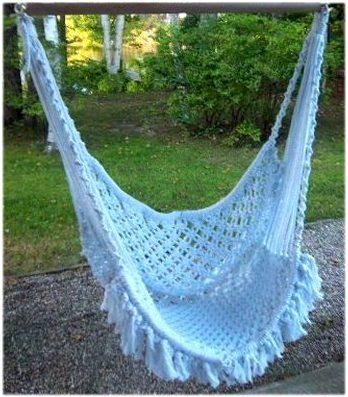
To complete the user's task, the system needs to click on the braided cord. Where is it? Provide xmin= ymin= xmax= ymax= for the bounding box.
xmin=294 ymin=5 xmax=330 ymax=249
xmin=263 ymin=6 xmax=329 ymax=255
xmin=267 ymin=29 xmax=311 ymax=147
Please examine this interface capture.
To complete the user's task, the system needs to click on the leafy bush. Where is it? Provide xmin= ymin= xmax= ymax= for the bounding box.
xmin=323 ymin=5 xmax=344 ymax=75
xmin=63 ymin=59 xmax=130 ymax=95
xmin=142 ymin=12 xmax=342 ymax=138
xmin=97 ymin=73 xmax=130 ymax=93
xmin=139 ymin=26 xmax=179 ymax=91
xmin=223 ymin=120 xmax=261 ymax=147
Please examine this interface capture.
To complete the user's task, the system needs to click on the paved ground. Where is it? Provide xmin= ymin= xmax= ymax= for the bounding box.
xmin=246 ymin=362 xmax=344 ymax=394
xmin=4 ymin=219 xmax=344 ymax=394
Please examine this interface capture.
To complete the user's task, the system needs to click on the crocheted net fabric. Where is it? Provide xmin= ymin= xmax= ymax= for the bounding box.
xmin=17 ymin=6 xmax=329 ymax=388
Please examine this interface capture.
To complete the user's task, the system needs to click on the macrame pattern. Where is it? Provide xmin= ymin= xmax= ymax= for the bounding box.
xmin=17 ymin=6 xmax=329 ymax=388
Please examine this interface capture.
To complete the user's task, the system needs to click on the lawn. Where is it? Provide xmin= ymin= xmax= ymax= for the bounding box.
xmin=4 ymin=91 xmax=344 ymax=276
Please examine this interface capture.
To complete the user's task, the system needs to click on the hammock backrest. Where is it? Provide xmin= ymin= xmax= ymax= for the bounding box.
xmin=89 ymin=146 xmax=281 ymax=295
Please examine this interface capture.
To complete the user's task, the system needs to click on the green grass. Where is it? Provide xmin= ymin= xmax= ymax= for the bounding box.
xmin=4 ymin=92 xmax=344 ymax=276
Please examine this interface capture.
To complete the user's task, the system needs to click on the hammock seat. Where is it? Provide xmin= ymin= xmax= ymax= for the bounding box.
xmin=17 ymin=7 xmax=329 ymax=387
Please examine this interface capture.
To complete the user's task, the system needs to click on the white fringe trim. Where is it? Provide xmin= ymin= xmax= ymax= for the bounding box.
xmin=100 ymin=252 xmax=322 ymax=388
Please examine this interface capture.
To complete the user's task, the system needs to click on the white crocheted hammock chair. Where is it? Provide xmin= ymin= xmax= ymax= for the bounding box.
xmin=17 ymin=6 xmax=329 ymax=387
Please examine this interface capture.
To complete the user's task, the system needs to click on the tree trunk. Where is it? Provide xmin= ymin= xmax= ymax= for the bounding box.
xmin=58 ymin=15 xmax=68 ymax=73
xmin=199 ymin=13 xmax=218 ymax=27
xmin=43 ymin=15 xmax=61 ymax=153
xmin=166 ymin=14 xmax=179 ymax=25
xmin=44 ymin=16 xmax=61 ymax=83
xmin=25 ymin=17 xmax=48 ymax=139
xmin=101 ymin=15 xmax=125 ymax=75
xmin=4 ymin=3 xmax=23 ymax=126
xmin=110 ymin=15 xmax=125 ymax=75
xmin=101 ymin=14 xmax=112 ymax=73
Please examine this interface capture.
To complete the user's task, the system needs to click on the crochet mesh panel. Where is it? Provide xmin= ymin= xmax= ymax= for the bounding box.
xmin=89 ymin=144 xmax=281 ymax=297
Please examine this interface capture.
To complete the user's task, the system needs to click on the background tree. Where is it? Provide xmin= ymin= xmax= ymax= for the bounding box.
xmin=166 ymin=14 xmax=179 ymax=25
xmin=43 ymin=15 xmax=61 ymax=152
xmin=101 ymin=14 xmax=125 ymax=75
xmin=4 ymin=3 xmax=23 ymax=126
xmin=101 ymin=14 xmax=112 ymax=72
xmin=58 ymin=15 xmax=68 ymax=81
xmin=4 ymin=8 xmax=343 ymax=144
xmin=4 ymin=4 xmax=47 ymax=135
xmin=25 ymin=17 xmax=48 ymax=136
xmin=113 ymin=15 xmax=125 ymax=74
xmin=199 ymin=13 xmax=218 ymax=26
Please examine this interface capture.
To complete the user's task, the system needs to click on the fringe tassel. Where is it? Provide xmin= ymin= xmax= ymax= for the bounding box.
xmin=154 ymin=339 xmax=177 ymax=380
xmin=203 ymin=362 xmax=220 ymax=387
xmin=145 ymin=327 xmax=156 ymax=370
xmin=121 ymin=307 xmax=137 ymax=355
xmin=173 ymin=351 xmax=191 ymax=381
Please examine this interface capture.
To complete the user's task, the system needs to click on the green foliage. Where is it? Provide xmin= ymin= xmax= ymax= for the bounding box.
xmin=123 ymin=15 xmax=163 ymax=49
xmin=324 ymin=6 xmax=344 ymax=75
xmin=144 ymin=14 xmax=310 ymax=135
xmin=63 ymin=15 xmax=156 ymax=94
xmin=66 ymin=15 xmax=103 ymax=62
xmin=223 ymin=120 xmax=261 ymax=147
xmin=97 ymin=73 xmax=130 ymax=93
xmin=4 ymin=11 xmax=344 ymax=134
xmin=142 ymin=12 xmax=343 ymax=137
xmin=63 ymin=59 xmax=130 ymax=95
xmin=126 ymin=79 xmax=145 ymax=93
xmin=8 ymin=78 xmax=47 ymax=123
xmin=4 ymin=15 xmax=46 ymax=125
xmin=66 ymin=14 xmax=162 ymax=64
xmin=67 ymin=14 xmax=160 ymax=51
xmin=22 ymin=91 xmax=45 ymax=119
xmin=139 ymin=25 xmax=178 ymax=91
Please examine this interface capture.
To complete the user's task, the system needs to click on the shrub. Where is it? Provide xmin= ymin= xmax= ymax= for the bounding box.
xmin=141 ymin=14 xmax=318 ymax=137
xmin=223 ymin=120 xmax=261 ymax=147
xmin=63 ymin=59 xmax=130 ymax=95
xmin=97 ymin=73 xmax=129 ymax=93
xmin=139 ymin=26 xmax=179 ymax=91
